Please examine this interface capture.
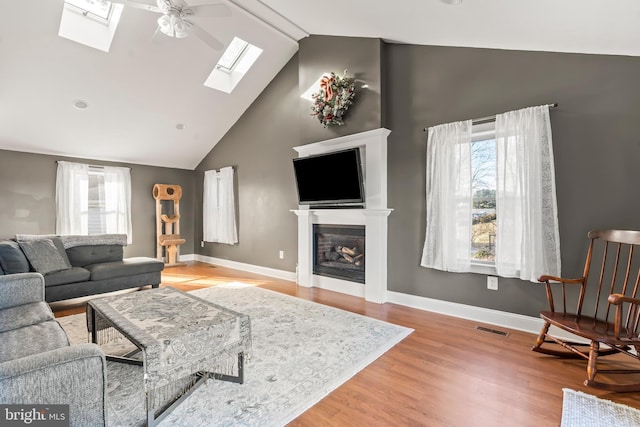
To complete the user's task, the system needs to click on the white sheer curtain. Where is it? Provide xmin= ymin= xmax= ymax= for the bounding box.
xmin=203 ymin=166 xmax=238 ymax=245
xmin=56 ymin=161 xmax=89 ymax=236
xmin=495 ymin=105 xmax=561 ymax=282
xmin=103 ymin=166 xmax=132 ymax=244
xmin=420 ymin=120 xmax=473 ymax=272
xmin=56 ymin=161 xmax=132 ymax=243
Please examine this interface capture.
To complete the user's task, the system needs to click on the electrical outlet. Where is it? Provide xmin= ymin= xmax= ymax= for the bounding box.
xmin=200 ymin=241 xmax=204 ymax=248
xmin=487 ymin=276 xmax=498 ymax=290
xmin=279 ymin=250 xmax=284 ymax=259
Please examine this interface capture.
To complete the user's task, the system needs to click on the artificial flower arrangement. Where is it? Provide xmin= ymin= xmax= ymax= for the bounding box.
xmin=310 ymin=71 xmax=356 ymax=127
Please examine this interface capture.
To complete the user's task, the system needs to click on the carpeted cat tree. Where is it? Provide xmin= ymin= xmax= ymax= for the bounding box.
xmin=153 ymin=184 xmax=186 ymax=267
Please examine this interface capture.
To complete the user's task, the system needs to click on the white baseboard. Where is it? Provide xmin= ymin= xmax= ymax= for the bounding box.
xmin=386 ymin=290 xmax=587 ymax=342
xmin=186 ymin=256 xmax=583 ymax=342
xmin=194 ymin=254 xmax=297 ymax=282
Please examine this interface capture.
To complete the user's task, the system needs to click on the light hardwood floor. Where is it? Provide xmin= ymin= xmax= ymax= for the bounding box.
xmin=52 ymin=262 xmax=640 ymax=426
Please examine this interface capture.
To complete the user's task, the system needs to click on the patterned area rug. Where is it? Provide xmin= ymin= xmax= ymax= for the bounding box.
xmin=561 ymin=388 xmax=640 ymax=427
xmin=58 ymin=284 xmax=413 ymax=426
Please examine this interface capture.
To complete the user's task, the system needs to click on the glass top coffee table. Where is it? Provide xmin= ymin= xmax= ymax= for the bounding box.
xmin=87 ymin=286 xmax=251 ymax=426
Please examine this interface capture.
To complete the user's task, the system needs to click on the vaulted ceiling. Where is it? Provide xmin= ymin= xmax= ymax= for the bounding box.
xmin=2 ymin=0 xmax=638 ymax=169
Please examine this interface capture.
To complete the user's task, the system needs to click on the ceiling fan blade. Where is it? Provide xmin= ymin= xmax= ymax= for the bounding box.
xmin=189 ymin=23 xmax=224 ymax=51
xmin=188 ymin=3 xmax=231 ymax=18
xmin=109 ymin=0 xmax=162 ymax=13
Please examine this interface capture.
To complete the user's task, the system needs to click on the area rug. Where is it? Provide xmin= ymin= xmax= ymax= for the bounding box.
xmin=58 ymin=284 xmax=413 ymax=426
xmin=561 ymin=388 xmax=640 ymax=427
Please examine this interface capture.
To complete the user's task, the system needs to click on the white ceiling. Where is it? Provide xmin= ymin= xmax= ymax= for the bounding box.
xmin=2 ymin=0 xmax=639 ymax=169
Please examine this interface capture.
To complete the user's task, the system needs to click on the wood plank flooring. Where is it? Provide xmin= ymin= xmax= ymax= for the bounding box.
xmin=51 ymin=261 xmax=640 ymax=426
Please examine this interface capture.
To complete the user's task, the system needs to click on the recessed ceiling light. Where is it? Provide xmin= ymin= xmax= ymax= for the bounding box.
xmin=176 ymin=123 xmax=186 ymax=130
xmin=441 ymin=0 xmax=463 ymax=4
xmin=73 ymin=100 xmax=89 ymax=110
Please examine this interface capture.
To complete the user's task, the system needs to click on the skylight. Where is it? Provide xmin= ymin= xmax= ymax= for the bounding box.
xmin=65 ymin=0 xmax=113 ymax=23
xmin=216 ymin=38 xmax=249 ymax=72
xmin=204 ymin=37 xmax=263 ymax=93
xmin=59 ymin=0 xmax=123 ymax=52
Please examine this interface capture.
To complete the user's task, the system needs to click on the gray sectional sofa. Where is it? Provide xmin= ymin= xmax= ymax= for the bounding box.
xmin=0 ymin=234 xmax=164 ymax=302
xmin=0 ymin=272 xmax=107 ymax=426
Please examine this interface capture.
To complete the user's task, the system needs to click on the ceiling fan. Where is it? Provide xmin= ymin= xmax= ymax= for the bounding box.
xmin=112 ymin=0 xmax=231 ymax=50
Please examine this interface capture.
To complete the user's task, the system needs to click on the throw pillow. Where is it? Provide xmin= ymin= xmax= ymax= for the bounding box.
xmin=15 ymin=235 xmax=71 ymax=269
xmin=18 ymin=239 xmax=70 ymax=275
xmin=0 ymin=240 xmax=30 ymax=274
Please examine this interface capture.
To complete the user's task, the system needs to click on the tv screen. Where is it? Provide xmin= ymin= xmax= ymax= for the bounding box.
xmin=293 ymin=148 xmax=364 ymax=206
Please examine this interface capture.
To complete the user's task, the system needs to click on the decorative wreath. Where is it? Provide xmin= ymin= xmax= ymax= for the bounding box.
xmin=310 ymin=71 xmax=356 ymax=127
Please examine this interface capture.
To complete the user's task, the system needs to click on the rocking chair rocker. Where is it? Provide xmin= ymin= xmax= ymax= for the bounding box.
xmin=533 ymin=229 xmax=640 ymax=392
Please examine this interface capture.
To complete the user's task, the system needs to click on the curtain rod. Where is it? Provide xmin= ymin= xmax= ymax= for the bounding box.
xmin=423 ymin=103 xmax=558 ymax=131
xmin=56 ymin=161 xmax=130 ymax=170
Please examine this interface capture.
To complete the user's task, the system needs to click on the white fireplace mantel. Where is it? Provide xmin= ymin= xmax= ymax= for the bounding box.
xmin=292 ymin=128 xmax=392 ymax=304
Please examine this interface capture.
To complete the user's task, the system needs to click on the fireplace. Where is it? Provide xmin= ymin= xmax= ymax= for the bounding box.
xmin=293 ymin=128 xmax=392 ymax=303
xmin=313 ymin=224 xmax=365 ymax=283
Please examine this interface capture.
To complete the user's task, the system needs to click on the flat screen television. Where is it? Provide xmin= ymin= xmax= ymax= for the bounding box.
xmin=293 ymin=148 xmax=365 ymax=207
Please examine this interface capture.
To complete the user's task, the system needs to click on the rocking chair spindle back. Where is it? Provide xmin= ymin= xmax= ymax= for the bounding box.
xmin=533 ymin=229 xmax=640 ymax=392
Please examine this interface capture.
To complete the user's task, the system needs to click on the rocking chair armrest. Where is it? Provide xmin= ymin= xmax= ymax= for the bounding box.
xmin=538 ymin=275 xmax=584 ymax=285
xmin=607 ymin=294 xmax=640 ymax=340
xmin=608 ymin=294 xmax=640 ymax=306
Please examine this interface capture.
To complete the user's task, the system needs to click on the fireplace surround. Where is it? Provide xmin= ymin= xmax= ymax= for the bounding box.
xmin=292 ymin=128 xmax=392 ymax=303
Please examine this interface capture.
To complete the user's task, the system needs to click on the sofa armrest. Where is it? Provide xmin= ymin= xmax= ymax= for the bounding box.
xmin=0 ymin=273 xmax=45 ymax=310
xmin=0 ymin=343 xmax=107 ymax=427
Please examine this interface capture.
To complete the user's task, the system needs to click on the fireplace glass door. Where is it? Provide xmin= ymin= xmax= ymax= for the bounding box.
xmin=313 ymin=224 xmax=365 ymax=284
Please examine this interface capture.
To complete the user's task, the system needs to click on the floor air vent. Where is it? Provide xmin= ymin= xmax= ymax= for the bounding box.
xmin=475 ymin=326 xmax=509 ymax=337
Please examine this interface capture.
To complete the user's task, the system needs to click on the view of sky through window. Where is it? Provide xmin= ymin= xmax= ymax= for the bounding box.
xmin=471 ymin=138 xmax=497 ymax=263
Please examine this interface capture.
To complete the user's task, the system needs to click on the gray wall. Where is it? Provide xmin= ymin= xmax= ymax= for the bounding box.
xmin=194 ymin=56 xmax=300 ymax=270
xmin=385 ymin=45 xmax=640 ymax=317
xmin=194 ymin=39 xmax=640 ymax=318
xmin=298 ymin=36 xmax=384 ymax=145
xmin=0 ymin=149 xmax=195 ymax=257
xmin=194 ymin=36 xmax=387 ymax=270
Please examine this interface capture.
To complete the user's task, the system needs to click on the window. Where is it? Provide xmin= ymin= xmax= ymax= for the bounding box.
xmin=56 ymin=161 xmax=132 ymax=243
xmin=203 ymin=167 xmax=238 ymax=245
xmin=88 ymin=168 xmax=106 ymax=234
xmin=64 ymin=0 xmax=114 ymax=23
xmin=204 ymin=37 xmax=263 ymax=93
xmin=216 ymin=38 xmax=249 ymax=72
xmin=421 ymin=105 xmax=561 ymax=282
xmin=58 ymin=0 xmax=124 ymax=52
xmin=470 ymin=122 xmax=497 ymax=265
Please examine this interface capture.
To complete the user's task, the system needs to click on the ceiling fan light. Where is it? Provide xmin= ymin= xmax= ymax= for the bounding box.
xmin=173 ymin=17 xmax=189 ymax=38
xmin=157 ymin=14 xmax=173 ymax=37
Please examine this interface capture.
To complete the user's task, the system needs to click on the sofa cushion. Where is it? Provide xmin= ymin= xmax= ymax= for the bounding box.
xmin=85 ymin=257 xmax=164 ymax=281
xmin=18 ymin=239 xmax=70 ymax=275
xmin=67 ymin=245 xmax=123 ymax=267
xmin=0 ymin=263 xmax=4 ymax=275
xmin=0 ymin=302 xmax=55 ymax=333
xmin=14 ymin=235 xmax=72 ymax=268
xmin=0 ymin=320 xmax=69 ymax=363
xmin=44 ymin=267 xmax=91 ymax=287
xmin=0 ymin=240 xmax=30 ymax=274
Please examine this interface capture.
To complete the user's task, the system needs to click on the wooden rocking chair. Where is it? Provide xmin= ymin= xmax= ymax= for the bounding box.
xmin=533 ymin=229 xmax=640 ymax=392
